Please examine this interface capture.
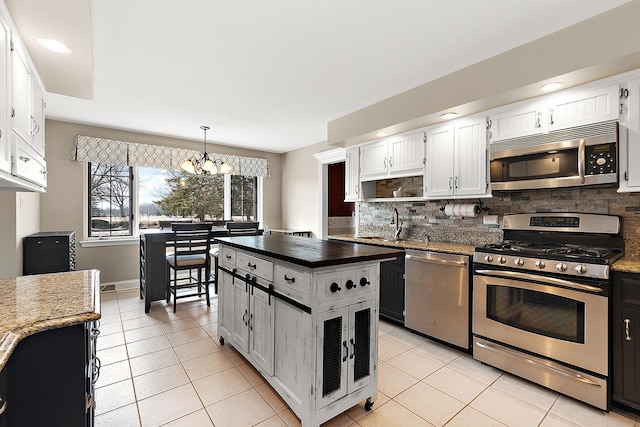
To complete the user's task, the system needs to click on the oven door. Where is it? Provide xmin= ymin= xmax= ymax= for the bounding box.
xmin=473 ymin=269 xmax=608 ymax=376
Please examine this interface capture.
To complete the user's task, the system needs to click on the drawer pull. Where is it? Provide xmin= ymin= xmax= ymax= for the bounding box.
xmin=247 ymin=262 xmax=257 ymax=269
xmin=284 ymin=274 xmax=295 ymax=283
xmin=225 ymin=254 xmax=232 ymax=259
xmin=19 ymin=155 xmax=30 ymax=162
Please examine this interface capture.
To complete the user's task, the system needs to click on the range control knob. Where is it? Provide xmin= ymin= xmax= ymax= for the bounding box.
xmin=498 ymin=256 xmax=507 ymax=264
xmin=484 ymin=254 xmax=493 ymax=263
xmin=534 ymin=260 xmax=546 ymax=269
xmin=345 ymin=279 xmax=355 ymax=290
xmin=575 ymin=264 xmax=587 ymax=274
xmin=360 ymin=277 xmax=370 ymax=286
xmin=330 ymin=282 xmax=341 ymax=293
xmin=556 ymin=262 xmax=568 ymax=272
xmin=514 ymin=258 xmax=524 ymax=266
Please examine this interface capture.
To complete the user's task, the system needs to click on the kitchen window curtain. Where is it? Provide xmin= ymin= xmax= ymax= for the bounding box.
xmin=70 ymin=135 xmax=270 ymax=178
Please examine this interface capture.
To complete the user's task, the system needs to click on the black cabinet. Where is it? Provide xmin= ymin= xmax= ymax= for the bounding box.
xmin=379 ymin=254 xmax=405 ymax=323
xmin=612 ymin=271 xmax=640 ymax=410
xmin=2 ymin=322 xmax=98 ymax=426
xmin=23 ymin=231 xmax=76 ymax=275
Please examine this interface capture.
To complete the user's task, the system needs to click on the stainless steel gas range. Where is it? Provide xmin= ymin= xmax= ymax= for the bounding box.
xmin=472 ymin=213 xmax=624 ymax=410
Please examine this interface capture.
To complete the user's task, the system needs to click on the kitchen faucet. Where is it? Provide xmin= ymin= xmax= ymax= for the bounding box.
xmin=392 ymin=208 xmax=402 ymax=239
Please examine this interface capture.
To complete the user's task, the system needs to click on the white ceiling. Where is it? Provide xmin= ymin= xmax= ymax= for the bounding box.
xmin=5 ymin=0 xmax=632 ymax=154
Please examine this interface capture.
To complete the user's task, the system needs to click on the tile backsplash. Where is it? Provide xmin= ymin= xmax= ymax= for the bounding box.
xmin=358 ymin=186 xmax=640 ymax=254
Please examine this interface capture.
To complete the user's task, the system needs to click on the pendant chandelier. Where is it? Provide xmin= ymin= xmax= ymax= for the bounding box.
xmin=179 ymin=126 xmax=232 ymax=175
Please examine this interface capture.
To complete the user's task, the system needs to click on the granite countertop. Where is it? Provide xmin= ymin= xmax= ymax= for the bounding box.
xmin=0 ymin=269 xmax=101 ymax=371
xmin=215 ymin=234 xmax=405 ymax=268
xmin=612 ymin=255 xmax=640 ymax=274
xmin=329 ymin=234 xmax=476 ymax=256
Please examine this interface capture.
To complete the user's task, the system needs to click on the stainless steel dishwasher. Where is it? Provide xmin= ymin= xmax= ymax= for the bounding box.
xmin=404 ymin=249 xmax=470 ymax=349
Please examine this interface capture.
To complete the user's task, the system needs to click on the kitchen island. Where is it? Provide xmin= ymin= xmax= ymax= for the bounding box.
xmin=214 ymin=235 xmax=403 ymax=427
xmin=0 ymin=270 xmax=101 ymax=427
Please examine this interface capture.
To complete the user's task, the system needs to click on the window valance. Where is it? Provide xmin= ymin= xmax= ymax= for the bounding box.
xmin=70 ymin=135 xmax=270 ymax=178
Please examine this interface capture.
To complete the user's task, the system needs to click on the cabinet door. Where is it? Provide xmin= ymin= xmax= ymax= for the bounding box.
xmin=425 ymin=125 xmax=454 ymax=198
xmin=249 ymin=286 xmax=275 ymax=375
xmin=344 ymin=147 xmax=360 ymax=201
xmin=347 ymin=299 xmax=376 ymax=394
xmin=454 ymin=117 xmax=488 ymax=197
xmin=232 ymin=277 xmax=249 ymax=352
xmin=30 ymin=78 xmax=45 ymax=156
xmin=621 ymin=306 xmax=640 ymax=405
xmin=625 ymin=78 xmax=640 ymax=189
xmin=218 ymin=269 xmax=235 ymax=340
xmin=379 ymin=256 xmax=405 ymax=322
xmin=316 ymin=306 xmax=348 ymax=409
xmin=489 ymin=102 xmax=547 ymax=143
xmin=549 ymin=84 xmax=619 ymax=131
xmin=360 ymin=140 xmax=388 ymax=180
xmin=388 ymin=132 xmax=425 ymax=176
xmin=10 ymin=39 xmax=31 ymax=144
xmin=0 ymin=8 xmax=9 ymax=174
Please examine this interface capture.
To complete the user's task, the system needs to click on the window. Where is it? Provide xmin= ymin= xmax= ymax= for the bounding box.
xmin=88 ymin=163 xmax=133 ymax=237
xmin=86 ymin=162 xmax=262 ymax=244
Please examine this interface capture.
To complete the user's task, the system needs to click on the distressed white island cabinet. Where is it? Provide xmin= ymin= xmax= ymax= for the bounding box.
xmin=215 ymin=235 xmax=403 ymax=427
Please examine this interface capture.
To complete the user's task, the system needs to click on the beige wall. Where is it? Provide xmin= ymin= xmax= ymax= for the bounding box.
xmin=281 ymin=141 xmax=334 ymax=238
xmin=0 ymin=192 xmax=39 ymax=279
xmin=40 ymin=120 xmax=282 ymax=284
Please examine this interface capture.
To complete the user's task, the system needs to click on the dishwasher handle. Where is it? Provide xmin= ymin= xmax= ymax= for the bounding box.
xmin=405 ymin=252 xmax=467 ymax=267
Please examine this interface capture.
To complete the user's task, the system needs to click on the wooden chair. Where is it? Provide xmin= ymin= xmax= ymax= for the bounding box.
xmin=166 ymin=222 xmax=213 ymax=312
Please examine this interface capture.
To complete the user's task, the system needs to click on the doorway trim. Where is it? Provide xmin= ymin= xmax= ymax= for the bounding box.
xmin=313 ymin=148 xmax=346 ymax=239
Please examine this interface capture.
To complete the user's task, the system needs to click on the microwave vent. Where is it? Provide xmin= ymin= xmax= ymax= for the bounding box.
xmin=490 ymin=120 xmax=617 ymax=155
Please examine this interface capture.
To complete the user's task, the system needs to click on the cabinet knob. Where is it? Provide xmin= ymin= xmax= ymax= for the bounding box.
xmin=330 ymin=282 xmax=341 ymax=293
xmin=345 ymin=279 xmax=355 ymax=290
xmin=360 ymin=277 xmax=370 ymax=286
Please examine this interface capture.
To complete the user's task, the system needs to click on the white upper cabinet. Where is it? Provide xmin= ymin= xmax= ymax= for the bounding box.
xmin=454 ymin=117 xmax=489 ymax=197
xmin=344 ymin=147 xmax=360 ymax=202
xmin=0 ymin=0 xmax=46 ymax=191
xmin=359 ymin=140 xmax=387 ymax=179
xmin=489 ymin=101 xmax=548 ymax=143
xmin=424 ymin=124 xmax=454 ymax=198
xmin=359 ymin=132 xmax=425 ymax=181
xmin=548 ymin=84 xmax=619 ymax=131
xmin=11 ymin=38 xmax=31 ymax=144
xmin=425 ymin=116 xmax=489 ymax=199
xmin=619 ymin=77 xmax=640 ymax=191
xmin=0 ymin=6 xmax=9 ymax=174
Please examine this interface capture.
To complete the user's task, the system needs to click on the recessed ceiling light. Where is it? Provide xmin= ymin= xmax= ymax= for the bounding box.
xmin=541 ymin=82 xmax=563 ymax=92
xmin=37 ymin=38 xmax=73 ymax=54
xmin=376 ymin=132 xmax=387 ymax=137
xmin=441 ymin=112 xmax=457 ymax=120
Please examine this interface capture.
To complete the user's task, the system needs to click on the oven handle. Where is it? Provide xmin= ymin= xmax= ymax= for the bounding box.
xmin=475 ymin=341 xmax=602 ymax=388
xmin=474 ymin=269 xmax=604 ymax=294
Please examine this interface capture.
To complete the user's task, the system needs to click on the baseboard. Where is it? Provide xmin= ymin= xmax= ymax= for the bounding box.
xmin=100 ymin=279 xmax=138 ymax=293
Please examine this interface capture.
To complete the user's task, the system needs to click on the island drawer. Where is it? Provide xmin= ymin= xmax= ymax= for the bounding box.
xmin=236 ymin=251 xmax=274 ymax=282
xmin=274 ymin=265 xmax=312 ymax=303
xmin=219 ymin=247 xmax=236 ymax=268
xmin=316 ymin=264 xmax=376 ymax=304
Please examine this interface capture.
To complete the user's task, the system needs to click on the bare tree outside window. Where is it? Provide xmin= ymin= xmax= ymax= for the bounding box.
xmin=89 ymin=163 xmax=132 ymax=236
xmin=231 ymin=176 xmax=257 ymax=221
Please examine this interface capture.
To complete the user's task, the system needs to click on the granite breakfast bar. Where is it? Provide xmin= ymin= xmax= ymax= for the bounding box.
xmin=0 ymin=269 xmax=101 ymax=427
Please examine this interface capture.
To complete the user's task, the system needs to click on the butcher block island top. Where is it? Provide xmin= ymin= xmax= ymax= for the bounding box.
xmin=0 ymin=269 xmax=101 ymax=371
xmin=214 ymin=234 xmax=405 ymax=267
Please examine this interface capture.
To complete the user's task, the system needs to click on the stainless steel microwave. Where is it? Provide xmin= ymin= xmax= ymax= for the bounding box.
xmin=490 ymin=130 xmax=618 ymax=191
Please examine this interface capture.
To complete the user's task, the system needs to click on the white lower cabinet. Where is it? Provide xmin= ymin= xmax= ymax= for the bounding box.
xmin=315 ymin=299 xmax=376 ymax=409
xmin=217 ymin=245 xmax=379 ymax=427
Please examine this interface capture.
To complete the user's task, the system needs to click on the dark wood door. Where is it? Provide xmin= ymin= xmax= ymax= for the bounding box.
xmin=612 ymin=272 xmax=640 ymax=410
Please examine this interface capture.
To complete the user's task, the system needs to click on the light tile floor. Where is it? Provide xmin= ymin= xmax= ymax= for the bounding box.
xmin=95 ymin=288 xmax=640 ymax=427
